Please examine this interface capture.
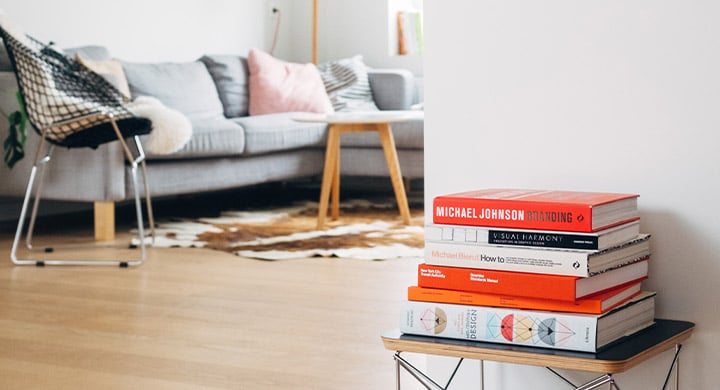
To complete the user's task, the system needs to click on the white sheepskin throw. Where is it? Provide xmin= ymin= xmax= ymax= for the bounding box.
xmin=126 ymin=96 xmax=193 ymax=155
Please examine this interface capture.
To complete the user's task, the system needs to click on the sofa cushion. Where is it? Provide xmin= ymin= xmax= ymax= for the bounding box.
xmin=336 ymin=119 xmax=423 ymax=150
xmin=199 ymin=55 xmax=249 ymax=118
xmin=122 ymin=61 xmax=225 ymax=121
xmin=231 ymin=113 xmax=327 ymax=155
xmin=146 ymin=117 xmax=245 ymax=160
xmin=247 ymin=48 xmax=333 ymax=115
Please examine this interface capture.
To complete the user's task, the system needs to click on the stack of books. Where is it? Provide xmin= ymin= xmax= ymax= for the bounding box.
xmin=396 ymin=10 xmax=423 ymax=55
xmin=399 ymin=189 xmax=657 ymax=353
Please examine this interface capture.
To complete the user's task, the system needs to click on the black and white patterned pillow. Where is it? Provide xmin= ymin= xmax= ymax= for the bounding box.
xmin=317 ymin=55 xmax=379 ymax=112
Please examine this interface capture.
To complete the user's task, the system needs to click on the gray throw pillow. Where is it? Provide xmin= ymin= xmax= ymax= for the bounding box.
xmin=199 ymin=55 xmax=249 ymax=118
xmin=317 ymin=55 xmax=379 ymax=112
xmin=122 ymin=61 xmax=225 ymax=120
xmin=63 ymin=45 xmax=112 ymax=61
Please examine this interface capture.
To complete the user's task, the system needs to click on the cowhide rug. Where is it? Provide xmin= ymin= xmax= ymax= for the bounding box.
xmin=137 ymin=199 xmax=424 ymax=260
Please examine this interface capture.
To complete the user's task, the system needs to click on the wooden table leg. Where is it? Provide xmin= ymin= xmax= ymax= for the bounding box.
xmin=319 ymin=121 xmax=412 ymax=227
xmin=331 ymin=128 xmax=341 ymax=221
xmin=94 ymin=201 xmax=116 ymax=241
xmin=377 ymin=123 xmax=412 ymax=225
xmin=318 ymin=126 xmax=341 ymax=229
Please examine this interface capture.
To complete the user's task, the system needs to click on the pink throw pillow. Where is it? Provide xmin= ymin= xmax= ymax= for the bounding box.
xmin=248 ymin=49 xmax=334 ymax=115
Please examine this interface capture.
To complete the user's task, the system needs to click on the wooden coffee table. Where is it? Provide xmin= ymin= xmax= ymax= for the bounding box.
xmin=293 ymin=111 xmax=423 ymax=229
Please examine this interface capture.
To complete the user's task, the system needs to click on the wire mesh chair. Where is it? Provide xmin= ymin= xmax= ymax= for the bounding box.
xmin=1 ymin=26 xmax=155 ymax=267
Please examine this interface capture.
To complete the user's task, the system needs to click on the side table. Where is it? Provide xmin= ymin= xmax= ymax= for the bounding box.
xmin=293 ymin=111 xmax=424 ymax=229
xmin=382 ymin=319 xmax=694 ymax=390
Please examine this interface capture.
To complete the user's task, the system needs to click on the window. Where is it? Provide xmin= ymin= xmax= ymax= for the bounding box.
xmin=389 ymin=0 xmax=423 ymax=56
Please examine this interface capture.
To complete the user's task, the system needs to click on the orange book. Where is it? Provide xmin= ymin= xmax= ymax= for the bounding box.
xmin=397 ymin=12 xmax=407 ymax=55
xmin=432 ymin=188 xmax=639 ymax=232
xmin=417 ymin=261 xmax=649 ymax=301
xmin=407 ymin=281 xmax=643 ymax=314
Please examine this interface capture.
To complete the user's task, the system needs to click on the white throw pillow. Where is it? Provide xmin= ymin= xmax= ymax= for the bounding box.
xmin=127 ymin=96 xmax=192 ymax=155
xmin=76 ymin=55 xmax=132 ymax=98
xmin=317 ymin=55 xmax=379 ymax=112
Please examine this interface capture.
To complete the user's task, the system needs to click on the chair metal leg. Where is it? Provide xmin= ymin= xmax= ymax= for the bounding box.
xmin=25 ymin=145 xmax=54 ymax=249
xmin=125 ymin=159 xmax=146 ymax=266
xmin=10 ymin=148 xmax=44 ymax=265
xmin=24 ymin=143 xmax=53 ymax=251
xmin=134 ymin=136 xmax=155 ymax=244
xmin=10 ymin=120 xmax=152 ymax=267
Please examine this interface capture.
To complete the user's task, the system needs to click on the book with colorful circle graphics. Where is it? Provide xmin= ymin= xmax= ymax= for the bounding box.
xmin=399 ymin=292 xmax=656 ymax=352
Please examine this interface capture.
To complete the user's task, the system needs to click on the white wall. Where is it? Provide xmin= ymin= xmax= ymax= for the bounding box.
xmin=426 ymin=0 xmax=719 ymax=388
xmin=272 ymin=0 xmax=423 ymax=75
xmin=1 ymin=0 xmax=270 ymax=61
xmin=2 ymin=0 xmax=421 ymax=71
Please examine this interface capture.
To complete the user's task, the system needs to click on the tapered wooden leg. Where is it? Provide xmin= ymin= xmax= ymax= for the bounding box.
xmin=331 ymin=131 xmax=341 ymax=221
xmin=318 ymin=127 xmax=341 ymax=229
xmin=377 ymin=124 xmax=411 ymax=225
xmin=94 ymin=201 xmax=115 ymax=241
xmin=403 ymin=177 xmax=412 ymax=193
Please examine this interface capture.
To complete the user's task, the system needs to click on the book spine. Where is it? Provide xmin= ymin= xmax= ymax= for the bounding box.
xmin=432 ymin=197 xmax=595 ymax=232
xmin=426 ymin=224 xmax=602 ymax=250
xmin=407 ymin=286 xmax=624 ymax=315
xmin=396 ymin=12 xmax=407 ymax=55
xmin=489 ymin=229 xmax=600 ymax=249
xmin=417 ymin=263 xmax=578 ymax=301
xmin=414 ymin=12 xmax=424 ymax=54
xmin=424 ymin=241 xmax=591 ymax=277
xmin=400 ymin=300 xmax=599 ymax=352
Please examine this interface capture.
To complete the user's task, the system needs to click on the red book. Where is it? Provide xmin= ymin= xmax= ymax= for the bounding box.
xmin=416 ymin=260 xmax=649 ymax=301
xmin=407 ymin=280 xmax=643 ymax=314
xmin=432 ymin=188 xmax=639 ymax=232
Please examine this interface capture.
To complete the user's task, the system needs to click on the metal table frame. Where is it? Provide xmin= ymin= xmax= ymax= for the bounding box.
xmin=382 ymin=319 xmax=694 ymax=390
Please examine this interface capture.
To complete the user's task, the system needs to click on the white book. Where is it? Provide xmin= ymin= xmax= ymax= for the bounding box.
xmin=425 ymin=220 xmax=641 ymax=251
xmin=399 ymin=292 xmax=656 ymax=353
xmin=424 ymin=234 xmax=651 ymax=277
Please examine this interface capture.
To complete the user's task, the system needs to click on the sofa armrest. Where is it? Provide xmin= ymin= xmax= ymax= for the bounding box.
xmin=368 ymin=69 xmax=415 ymax=110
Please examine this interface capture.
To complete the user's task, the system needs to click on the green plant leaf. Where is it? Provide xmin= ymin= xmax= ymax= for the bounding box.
xmin=3 ymin=91 xmax=28 ymax=168
xmin=15 ymin=91 xmax=27 ymax=145
xmin=4 ymin=111 xmax=25 ymax=168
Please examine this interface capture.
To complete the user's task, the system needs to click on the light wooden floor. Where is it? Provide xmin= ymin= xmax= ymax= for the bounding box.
xmin=0 ymin=212 xmax=425 ymax=389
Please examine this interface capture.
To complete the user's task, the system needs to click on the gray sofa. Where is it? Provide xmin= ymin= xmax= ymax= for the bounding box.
xmin=0 ymin=45 xmax=423 ymax=235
